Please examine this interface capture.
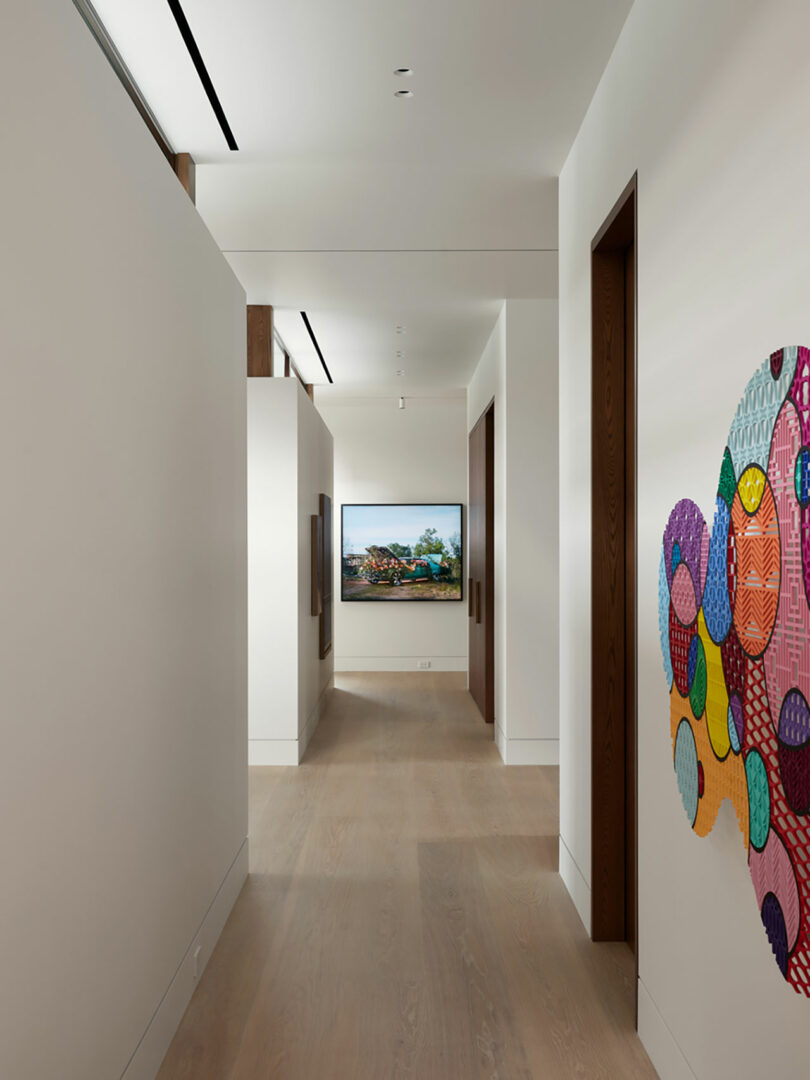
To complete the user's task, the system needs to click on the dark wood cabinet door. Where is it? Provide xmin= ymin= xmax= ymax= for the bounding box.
xmin=468 ymin=403 xmax=494 ymax=723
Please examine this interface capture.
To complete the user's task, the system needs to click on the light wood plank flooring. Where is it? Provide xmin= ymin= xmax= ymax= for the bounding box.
xmin=157 ymin=672 xmax=655 ymax=1079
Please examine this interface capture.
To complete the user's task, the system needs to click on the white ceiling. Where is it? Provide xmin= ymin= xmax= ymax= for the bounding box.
xmin=88 ymin=0 xmax=633 ymax=389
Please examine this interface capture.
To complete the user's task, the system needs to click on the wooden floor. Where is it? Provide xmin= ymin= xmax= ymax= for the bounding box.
xmin=158 ymin=673 xmax=655 ymax=1080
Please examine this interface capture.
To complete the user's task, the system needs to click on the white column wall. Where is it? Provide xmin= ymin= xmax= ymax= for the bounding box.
xmin=248 ymin=379 xmax=334 ymax=764
xmin=467 ymin=300 xmax=559 ymax=763
xmin=248 ymin=380 xmax=299 ymax=745
xmin=558 ymin=1 xmax=810 ymax=1076
xmin=297 ymin=387 xmax=336 ymax=745
xmin=0 ymin=2 xmax=248 ymax=1077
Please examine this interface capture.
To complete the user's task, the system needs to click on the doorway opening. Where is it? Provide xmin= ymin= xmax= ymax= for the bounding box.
xmin=590 ymin=175 xmax=638 ymax=978
xmin=469 ymin=400 xmax=495 ymax=727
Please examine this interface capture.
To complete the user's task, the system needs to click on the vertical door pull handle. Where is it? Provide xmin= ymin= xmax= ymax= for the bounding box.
xmin=468 ymin=578 xmax=474 ymax=616
xmin=476 ymin=580 xmax=482 ymax=624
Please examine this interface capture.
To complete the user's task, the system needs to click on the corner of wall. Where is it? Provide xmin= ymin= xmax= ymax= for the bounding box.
xmin=298 ymin=673 xmax=334 ymax=763
xmin=121 ymin=840 xmax=248 ymax=1080
xmin=558 ymin=834 xmax=591 ymax=936
xmin=637 ymin=979 xmax=698 ymax=1080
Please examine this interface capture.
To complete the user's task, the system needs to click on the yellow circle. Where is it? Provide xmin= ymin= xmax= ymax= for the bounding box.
xmin=738 ymin=465 xmax=766 ymax=514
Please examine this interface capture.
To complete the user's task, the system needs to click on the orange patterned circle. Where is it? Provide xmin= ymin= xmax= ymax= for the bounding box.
xmin=731 ymin=467 xmax=781 ymax=658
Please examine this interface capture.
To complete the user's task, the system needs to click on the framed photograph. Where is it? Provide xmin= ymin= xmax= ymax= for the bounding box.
xmin=341 ymin=503 xmax=464 ymax=602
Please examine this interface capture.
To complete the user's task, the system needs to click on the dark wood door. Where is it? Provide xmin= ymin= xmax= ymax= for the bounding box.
xmin=590 ymin=176 xmax=637 ymax=980
xmin=468 ymin=402 xmax=494 ymax=723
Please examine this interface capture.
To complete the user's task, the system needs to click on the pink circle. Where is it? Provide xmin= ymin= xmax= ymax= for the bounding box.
xmin=671 ymin=561 xmax=698 ymax=626
xmin=749 ymin=828 xmax=801 ymax=951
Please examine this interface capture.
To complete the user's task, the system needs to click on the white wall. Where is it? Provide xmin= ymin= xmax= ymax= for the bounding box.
xmin=248 ymin=381 xmax=299 ymax=745
xmin=0 ymin=3 xmax=248 ymax=1079
xmin=316 ymin=395 xmax=468 ymax=671
xmin=467 ymin=301 xmax=559 ymax=764
xmin=297 ymin=386 xmax=336 ymax=741
xmin=558 ymin=1 xmax=810 ymax=1076
xmin=248 ymin=379 xmax=334 ymax=763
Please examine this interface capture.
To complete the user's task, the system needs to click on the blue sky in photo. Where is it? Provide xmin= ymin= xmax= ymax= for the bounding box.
xmin=342 ymin=504 xmax=461 ymax=554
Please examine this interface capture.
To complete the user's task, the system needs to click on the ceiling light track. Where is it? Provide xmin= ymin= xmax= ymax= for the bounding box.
xmin=221 ymin=247 xmax=558 ymax=254
xmin=300 ymin=312 xmax=334 ymax=384
xmin=73 ymin=0 xmax=175 ymax=164
xmin=166 ymin=0 xmax=238 ymax=151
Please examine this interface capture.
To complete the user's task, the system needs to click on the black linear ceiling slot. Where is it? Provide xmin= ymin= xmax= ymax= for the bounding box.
xmin=166 ymin=0 xmax=238 ymax=151
xmin=301 ymin=312 xmax=334 ymax=384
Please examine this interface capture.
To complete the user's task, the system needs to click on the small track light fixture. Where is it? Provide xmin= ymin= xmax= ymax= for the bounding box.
xmin=398 ymin=396 xmax=405 ymax=410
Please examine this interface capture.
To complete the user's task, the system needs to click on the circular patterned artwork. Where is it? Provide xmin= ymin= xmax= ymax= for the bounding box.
xmin=658 ymin=345 xmax=810 ymax=996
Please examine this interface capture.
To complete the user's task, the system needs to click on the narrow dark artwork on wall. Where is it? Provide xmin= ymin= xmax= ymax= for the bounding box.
xmin=319 ymin=494 xmax=333 ymax=657
xmin=311 ymin=494 xmax=333 ymax=657
xmin=342 ymin=504 xmax=463 ymax=601
xmin=659 ymin=346 xmax=810 ymax=995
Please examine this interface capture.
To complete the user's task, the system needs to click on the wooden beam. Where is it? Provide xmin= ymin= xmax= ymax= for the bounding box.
xmin=304 ymin=383 xmax=314 ymax=400
xmin=247 ymin=306 xmax=274 ymax=377
xmin=284 ymin=352 xmax=291 ymax=378
xmin=173 ymin=152 xmax=196 ymax=203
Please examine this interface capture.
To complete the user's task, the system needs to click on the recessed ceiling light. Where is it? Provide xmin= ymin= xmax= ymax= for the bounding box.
xmin=394 ymin=68 xmax=413 ymax=78
xmin=396 ymin=369 xmax=405 ymax=376
xmin=396 ymin=350 xmax=404 ymax=358
xmin=394 ymin=89 xmax=413 ymax=98
xmin=395 ymin=325 xmax=405 ymax=334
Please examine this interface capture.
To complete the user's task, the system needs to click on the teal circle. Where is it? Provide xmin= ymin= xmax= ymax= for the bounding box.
xmin=674 ymin=719 xmax=699 ymax=826
xmin=727 ymin=703 xmax=741 ymax=754
xmin=745 ymin=749 xmax=770 ymax=851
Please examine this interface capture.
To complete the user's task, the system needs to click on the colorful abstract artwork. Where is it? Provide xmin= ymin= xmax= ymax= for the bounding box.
xmin=659 ymin=345 xmax=810 ymax=995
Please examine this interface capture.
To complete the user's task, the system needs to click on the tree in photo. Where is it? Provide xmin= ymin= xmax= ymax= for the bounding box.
xmin=388 ymin=542 xmax=412 ymax=558
xmin=413 ymin=528 xmax=445 ymax=557
xmin=446 ymin=530 xmax=462 ymax=582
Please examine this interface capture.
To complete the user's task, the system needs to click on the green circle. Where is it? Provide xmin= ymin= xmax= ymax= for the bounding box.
xmin=674 ymin=719 xmax=699 ymax=826
xmin=745 ymin=749 xmax=770 ymax=851
xmin=689 ymin=637 xmax=707 ymax=719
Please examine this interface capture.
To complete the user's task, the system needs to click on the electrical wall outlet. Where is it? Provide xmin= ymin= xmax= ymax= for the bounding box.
xmin=417 ymin=659 xmax=431 ymax=670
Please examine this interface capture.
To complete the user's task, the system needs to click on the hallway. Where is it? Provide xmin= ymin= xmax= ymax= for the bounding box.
xmin=158 ymin=674 xmax=654 ymax=1079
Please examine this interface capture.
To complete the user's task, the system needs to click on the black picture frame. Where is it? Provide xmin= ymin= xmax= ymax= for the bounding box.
xmin=341 ymin=503 xmax=465 ymax=603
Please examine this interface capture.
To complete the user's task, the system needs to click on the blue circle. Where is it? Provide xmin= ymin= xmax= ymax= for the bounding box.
xmin=674 ymin=719 xmax=700 ymax=826
xmin=671 ymin=541 xmax=682 ymax=575
xmin=703 ymin=496 xmax=732 ymax=645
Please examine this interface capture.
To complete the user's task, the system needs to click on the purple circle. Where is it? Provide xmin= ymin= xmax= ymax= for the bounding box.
xmin=779 ymin=688 xmax=810 ymax=747
xmin=728 ymin=694 xmax=744 ymax=751
xmin=663 ymin=499 xmax=707 ymax=596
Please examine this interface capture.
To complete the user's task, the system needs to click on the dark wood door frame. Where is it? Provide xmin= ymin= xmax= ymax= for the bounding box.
xmin=590 ymin=175 xmax=638 ymax=979
xmin=469 ymin=400 xmax=495 ymax=725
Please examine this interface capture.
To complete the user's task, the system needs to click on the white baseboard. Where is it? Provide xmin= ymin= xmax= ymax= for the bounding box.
xmin=121 ymin=837 xmax=249 ymax=1080
xmin=559 ymin=834 xmax=591 ymax=936
xmin=501 ymin=738 xmax=559 ymax=765
xmin=638 ymin=977 xmax=696 ymax=1080
xmin=334 ymin=656 xmax=468 ymax=672
xmin=249 ymin=739 xmax=299 ymax=765
xmin=250 ymin=679 xmax=334 ymax=767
